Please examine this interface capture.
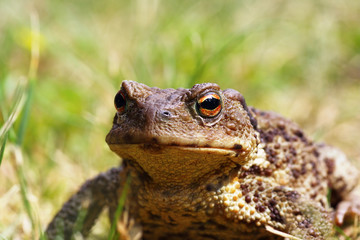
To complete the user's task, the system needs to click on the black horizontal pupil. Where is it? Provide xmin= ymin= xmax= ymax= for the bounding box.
xmin=200 ymin=97 xmax=220 ymax=110
xmin=115 ymin=93 xmax=126 ymax=109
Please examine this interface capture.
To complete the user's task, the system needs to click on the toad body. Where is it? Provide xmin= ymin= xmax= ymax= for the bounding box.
xmin=46 ymin=81 xmax=360 ymax=240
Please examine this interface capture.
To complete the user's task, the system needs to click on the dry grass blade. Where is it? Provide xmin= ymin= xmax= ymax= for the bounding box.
xmin=265 ymin=225 xmax=302 ymax=240
xmin=353 ymin=215 xmax=359 ymax=239
xmin=28 ymin=12 xmax=40 ymax=80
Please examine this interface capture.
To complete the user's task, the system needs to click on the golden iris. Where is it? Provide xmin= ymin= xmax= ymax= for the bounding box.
xmin=196 ymin=92 xmax=222 ymax=117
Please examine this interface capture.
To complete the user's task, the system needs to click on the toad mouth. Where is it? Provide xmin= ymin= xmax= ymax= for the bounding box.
xmin=106 ymin=131 xmax=246 ymax=152
xmin=107 ymin=143 xmax=248 ymax=158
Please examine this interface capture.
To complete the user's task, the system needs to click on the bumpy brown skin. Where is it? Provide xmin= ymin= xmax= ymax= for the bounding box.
xmin=46 ymin=81 xmax=360 ymax=240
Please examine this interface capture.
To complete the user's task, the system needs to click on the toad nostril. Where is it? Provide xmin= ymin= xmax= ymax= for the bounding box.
xmin=160 ymin=111 xmax=172 ymax=118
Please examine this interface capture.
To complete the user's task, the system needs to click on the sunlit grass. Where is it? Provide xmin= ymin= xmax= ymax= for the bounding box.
xmin=0 ymin=0 xmax=360 ymax=239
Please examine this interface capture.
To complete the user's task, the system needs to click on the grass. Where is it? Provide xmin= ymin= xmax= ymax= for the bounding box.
xmin=0 ymin=0 xmax=360 ymax=239
xmin=108 ymin=176 xmax=130 ymax=240
xmin=334 ymin=226 xmax=352 ymax=240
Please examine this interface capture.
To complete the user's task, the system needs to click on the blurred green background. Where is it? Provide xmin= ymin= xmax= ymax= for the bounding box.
xmin=0 ymin=0 xmax=360 ymax=239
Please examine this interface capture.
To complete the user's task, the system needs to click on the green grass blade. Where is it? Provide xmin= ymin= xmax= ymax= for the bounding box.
xmin=327 ymin=188 xmax=332 ymax=206
xmin=73 ymin=205 xmax=89 ymax=236
xmin=108 ymin=176 xmax=131 ymax=240
xmin=334 ymin=226 xmax=351 ymax=240
xmin=16 ymin=161 xmax=35 ymax=240
xmin=16 ymin=79 xmax=35 ymax=146
xmin=0 ymin=132 xmax=7 ymax=166
xmin=16 ymin=11 xmax=39 ymax=146
xmin=0 ymin=81 xmax=26 ymax=140
xmin=0 ymin=80 xmax=26 ymax=166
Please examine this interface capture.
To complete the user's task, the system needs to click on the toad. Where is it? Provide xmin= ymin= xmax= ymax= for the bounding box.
xmin=46 ymin=81 xmax=360 ymax=239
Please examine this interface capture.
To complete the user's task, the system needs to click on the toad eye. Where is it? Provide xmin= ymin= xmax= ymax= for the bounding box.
xmin=114 ymin=90 xmax=127 ymax=114
xmin=196 ymin=92 xmax=222 ymax=118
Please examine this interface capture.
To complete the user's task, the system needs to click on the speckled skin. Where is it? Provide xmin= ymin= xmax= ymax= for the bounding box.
xmin=46 ymin=81 xmax=360 ymax=240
